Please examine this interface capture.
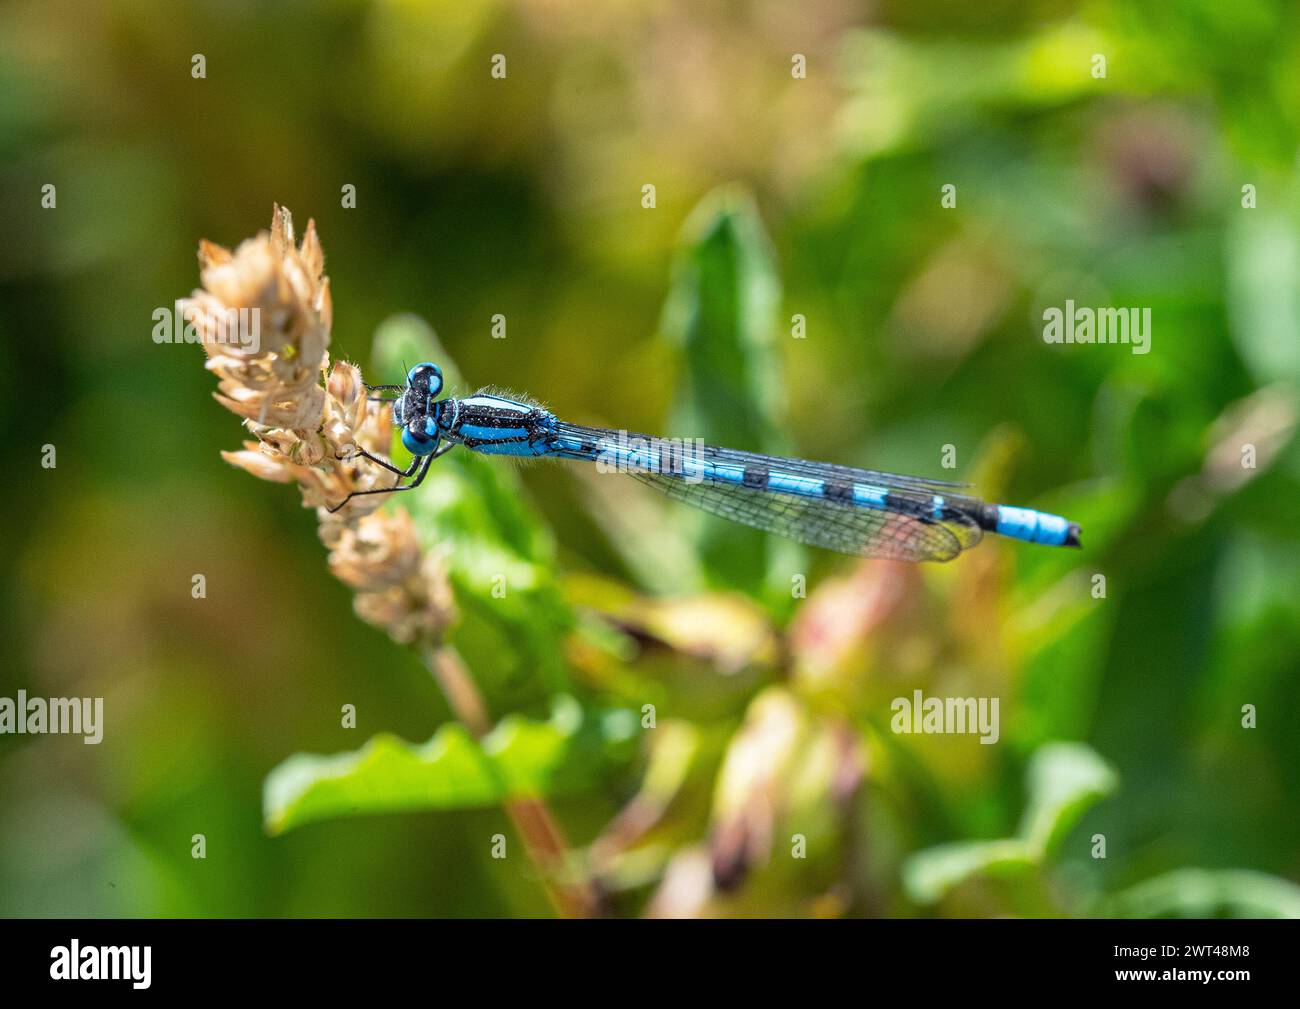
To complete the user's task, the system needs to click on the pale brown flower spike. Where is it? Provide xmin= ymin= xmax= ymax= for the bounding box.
xmin=183 ymin=204 xmax=455 ymax=645
xmin=185 ymin=207 xmax=597 ymax=917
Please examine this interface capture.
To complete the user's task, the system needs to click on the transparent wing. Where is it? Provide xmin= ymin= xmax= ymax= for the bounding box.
xmin=548 ymin=423 xmax=985 ymax=561
xmin=694 ymin=443 xmax=972 ymax=497
xmin=552 ymin=422 xmax=972 ymax=496
xmin=630 ymin=470 xmax=983 ymax=562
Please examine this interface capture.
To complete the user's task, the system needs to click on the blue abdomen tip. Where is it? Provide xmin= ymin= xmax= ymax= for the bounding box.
xmin=995 ymin=505 xmax=1078 ymax=547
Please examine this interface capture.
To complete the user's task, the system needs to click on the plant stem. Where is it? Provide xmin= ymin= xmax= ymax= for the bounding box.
xmin=421 ymin=641 xmax=601 ymax=918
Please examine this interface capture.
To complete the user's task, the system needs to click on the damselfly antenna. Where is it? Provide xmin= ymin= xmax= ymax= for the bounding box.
xmin=364 ymin=382 xmax=406 ymax=402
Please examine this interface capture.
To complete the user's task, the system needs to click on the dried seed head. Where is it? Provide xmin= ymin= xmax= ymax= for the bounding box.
xmin=191 ymin=205 xmax=456 ymax=644
xmin=332 ymin=511 xmax=457 ymax=644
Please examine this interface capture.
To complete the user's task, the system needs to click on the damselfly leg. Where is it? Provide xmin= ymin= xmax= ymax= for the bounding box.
xmin=337 ymin=444 xmax=419 ymax=478
xmin=364 ymin=382 xmax=406 ymax=402
xmin=327 ymin=442 xmax=454 ymax=513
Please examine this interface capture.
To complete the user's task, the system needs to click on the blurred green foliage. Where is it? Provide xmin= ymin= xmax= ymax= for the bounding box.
xmin=265 ymin=696 xmax=638 ymax=835
xmin=1 ymin=0 xmax=1298 ymax=917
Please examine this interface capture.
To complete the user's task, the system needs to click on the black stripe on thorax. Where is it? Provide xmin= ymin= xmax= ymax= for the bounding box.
xmin=462 ymin=405 xmax=533 ymax=429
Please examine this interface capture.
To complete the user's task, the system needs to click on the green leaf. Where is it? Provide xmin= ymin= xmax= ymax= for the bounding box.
xmin=1227 ymin=204 xmax=1300 ymax=386
xmin=264 ymin=696 xmax=638 ymax=835
xmin=903 ymin=839 xmax=1037 ymax=905
xmin=659 ymin=185 xmax=801 ymax=596
xmin=903 ymin=742 xmax=1116 ymax=904
xmin=1101 ymin=869 xmax=1300 ymax=920
xmin=1018 ymin=742 xmax=1118 ymax=856
xmin=663 ymin=185 xmax=784 ymax=450
xmin=371 ymin=314 xmax=573 ymax=694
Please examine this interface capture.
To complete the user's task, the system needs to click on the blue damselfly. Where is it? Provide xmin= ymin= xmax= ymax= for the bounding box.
xmin=337 ymin=363 xmax=1081 ymax=562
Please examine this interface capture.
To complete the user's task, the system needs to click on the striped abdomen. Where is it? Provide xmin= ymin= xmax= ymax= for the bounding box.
xmin=545 ymin=423 xmax=1079 ymax=549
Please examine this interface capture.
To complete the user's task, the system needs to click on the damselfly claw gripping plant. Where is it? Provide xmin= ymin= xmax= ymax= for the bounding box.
xmin=339 ymin=362 xmax=1081 ymax=563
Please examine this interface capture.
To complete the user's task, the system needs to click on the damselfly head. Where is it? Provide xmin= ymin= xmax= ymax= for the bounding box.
xmin=389 ymin=362 xmax=443 ymax=429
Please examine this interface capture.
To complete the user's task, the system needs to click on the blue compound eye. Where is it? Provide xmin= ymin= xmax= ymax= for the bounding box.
xmin=406 ymin=362 xmax=443 ymax=398
xmin=401 ymin=425 xmax=438 ymax=457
